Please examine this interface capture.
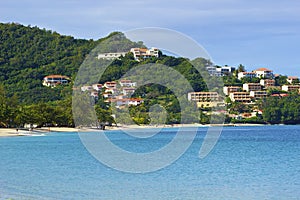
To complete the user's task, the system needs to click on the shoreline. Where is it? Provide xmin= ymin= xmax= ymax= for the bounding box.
xmin=0 ymin=123 xmax=296 ymax=137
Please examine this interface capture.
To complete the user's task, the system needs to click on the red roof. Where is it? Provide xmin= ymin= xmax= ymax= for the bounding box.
xmin=254 ymin=68 xmax=272 ymax=72
xmin=271 ymin=93 xmax=289 ymax=97
xmin=44 ymin=75 xmax=70 ymax=79
xmin=120 ymin=80 xmax=132 ymax=83
xmin=288 ymin=76 xmax=298 ymax=79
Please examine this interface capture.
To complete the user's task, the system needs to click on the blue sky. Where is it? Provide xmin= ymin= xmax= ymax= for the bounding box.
xmin=1 ymin=0 xmax=300 ymax=76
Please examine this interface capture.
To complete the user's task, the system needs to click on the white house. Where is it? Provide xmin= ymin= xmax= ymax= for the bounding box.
xmin=43 ymin=75 xmax=70 ymax=87
xmin=287 ymin=76 xmax=299 ymax=84
xmin=130 ymin=47 xmax=159 ymax=61
xmin=104 ymin=81 xmax=117 ymax=89
xmin=119 ymin=80 xmax=136 ymax=87
xmin=106 ymin=98 xmax=144 ymax=107
xmin=92 ymin=84 xmax=103 ymax=91
xmin=122 ymin=88 xmax=136 ymax=96
xmin=90 ymin=91 xmax=99 ymax=98
xmin=238 ymin=72 xmax=256 ymax=80
xmin=81 ymin=85 xmax=93 ymax=92
xmin=215 ymin=66 xmax=235 ymax=76
xmin=282 ymin=85 xmax=300 ymax=92
xmin=260 ymin=79 xmax=275 ymax=87
xmin=207 ymin=66 xmax=235 ymax=76
xmin=253 ymin=68 xmax=273 ymax=79
xmin=97 ymin=52 xmax=127 ymax=60
xmin=105 ymin=88 xmax=117 ymax=94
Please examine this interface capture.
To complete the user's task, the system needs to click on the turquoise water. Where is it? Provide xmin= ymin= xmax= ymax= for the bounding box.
xmin=0 ymin=126 xmax=299 ymax=199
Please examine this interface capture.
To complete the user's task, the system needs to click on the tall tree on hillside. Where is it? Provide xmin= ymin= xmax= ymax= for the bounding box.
xmin=237 ymin=64 xmax=246 ymax=73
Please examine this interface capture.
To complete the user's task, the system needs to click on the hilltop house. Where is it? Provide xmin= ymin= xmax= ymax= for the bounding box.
xmin=253 ymin=68 xmax=274 ymax=79
xmin=119 ymin=80 xmax=136 ymax=87
xmin=287 ymin=76 xmax=299 ymax=84
xmin=43 ymin=75 xmax=70 ymax=87
xmin=97 ymin=52 xmax=127 ymax=60
xmin=238 ymin=72 xmax=256 ymax=80
xmin=207 ymin=66 xmax=235 ymax=76
xmin=130 ymin=47 xmax=159 ymax=61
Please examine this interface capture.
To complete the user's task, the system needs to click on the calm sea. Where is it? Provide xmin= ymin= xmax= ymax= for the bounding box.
xmin=0 ymin=126 xmax=299 ymax=200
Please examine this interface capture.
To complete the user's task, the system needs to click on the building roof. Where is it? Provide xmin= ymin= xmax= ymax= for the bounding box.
xmin=120 ymin=80 xmax=132 ymax=83
xmin=107 ymin=98 xmax=143 ymax=103
xmin=44 ymin=75 xmax=70 ymax=79
xmin=254 ymin=68 xmax=273 ymax=72
xmin=287 ymin=76 xmax=299 ymax=79
xmin=271 ymin=94 xmax=289 ymax=97
xmin=244 ymin=83 xmax=261 ymax=85
xmin=240 ymin=72 xmax=256 ymax=74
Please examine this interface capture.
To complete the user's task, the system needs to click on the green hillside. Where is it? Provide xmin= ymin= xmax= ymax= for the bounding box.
xmin=0 ymin=22 xmax=214 ymax=127
xmin=0 ymin=22 xmax=97 ymax=103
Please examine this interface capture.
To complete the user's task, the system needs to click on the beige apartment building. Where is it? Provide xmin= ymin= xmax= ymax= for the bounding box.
xmin=223 ymin=86 xmax=241 ymax=96
xmin=249 ymin=91 xmax=268 ymax=99
xmin=229 ymin=92 xmax=252 ymax=103
xmin=243 ymin=83 xmax=262 ymax=92
xmin=188 ymin=92 xmax=224 ymax=108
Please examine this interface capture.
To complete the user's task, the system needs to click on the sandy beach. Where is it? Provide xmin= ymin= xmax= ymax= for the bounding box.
xmin=0 ymin=123 xmax=267 ymax=137
xmin=0 ymin=128 xmax=29 ymax=137
xmin=0 ymin=127 xmax=79 ymax=137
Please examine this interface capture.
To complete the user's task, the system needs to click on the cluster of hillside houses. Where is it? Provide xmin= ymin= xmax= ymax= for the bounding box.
xmin=80 ymin=80 xmax=144 ymax=108
xmin=42 ymin=47 xmax=300 ymax=117
xmin=189 ymin=67 xmax=300 ymax=106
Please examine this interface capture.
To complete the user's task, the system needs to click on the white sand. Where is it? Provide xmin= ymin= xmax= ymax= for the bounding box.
xmin=0 ymin=123 xmax=267 ymax=137
xmin=0 ymin=128 xmax=29 ymax=137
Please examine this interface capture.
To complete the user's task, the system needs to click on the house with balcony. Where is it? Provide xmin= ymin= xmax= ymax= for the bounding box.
xmin=90 ymin=91 xmax=99 ymax=99
xmin=81 ymin=85 xmax=93 ymax=92
xmin=92 ymin=84 xmax=103 ymax=91
xmin=249 ymin=91 xmax=268 ymax=99
xmin=243 ymin=83 xmax=262 ymax=92
xmin=253 ymin=68 xmax=274 ymax=79
xmin=119 ymin=80 xmax=136 ymax=87
xmin=287 ymin=76 xmax=299 ymax=84
xmin=206 ymin=66 xmax=235 ymax=76
xmin=105 ymin=88 xmax=117 ymax=94
xmin=104 ymin=81 xmax=117 ymax=89
xmin=130 ymin=47 xmax=159 ymax=61
xmin=238 ymin=72 xmax=256 ymax=80
xmin=188 ymin=92 xmax=224 ymax=108
xmin=215 ymin=66 xmax=235 ymax=76
xmin=106 ymin=98 xmax=144 ymax=107
xmin=282 ymin=85 xmax=300 ymax=92
xmin=122 ymin=88 xmax=136 ymax=96
xmin=229 ymin=92 xmax=252 ymax=103
xmin=43 ymin=75 xmax=70 ymax=87
xmin=223 ymin=86 xmax=241 ymax=96
xmin=260 ymin=79 xmax=275 ymax=88
xmin=97 ymin=52 xmax=127 ymax=60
